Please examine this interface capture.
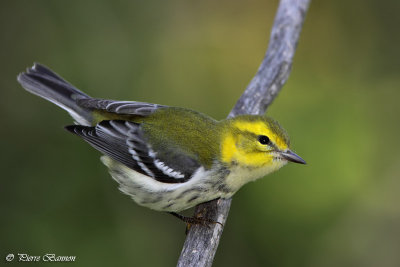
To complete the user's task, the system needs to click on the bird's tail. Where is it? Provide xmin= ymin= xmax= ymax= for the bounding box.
xmin=17 ymin=63 xmax=93 ymax=125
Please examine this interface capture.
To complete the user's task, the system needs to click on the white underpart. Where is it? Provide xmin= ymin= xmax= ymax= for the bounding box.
xmin=224 ymin=160 xmax=287 ymax=193
xmin=101 ymin=152 xmax=288 ymax=212
xmin=154 ymin=159 xmax=185 ymax=179
xmin=101 ymin=156 xmax=218 ymax=211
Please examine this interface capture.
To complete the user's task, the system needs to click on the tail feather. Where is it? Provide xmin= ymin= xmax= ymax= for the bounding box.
xmin=18 ymin=63 xmax=93 ymax=125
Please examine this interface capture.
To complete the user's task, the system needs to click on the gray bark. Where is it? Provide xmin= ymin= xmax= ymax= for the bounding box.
xmin=177 ymin=0 xmax=311 ymax=266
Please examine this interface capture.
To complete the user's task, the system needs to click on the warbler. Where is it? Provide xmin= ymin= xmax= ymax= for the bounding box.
xmin=18 ymin=63 xmax=305 ymax=220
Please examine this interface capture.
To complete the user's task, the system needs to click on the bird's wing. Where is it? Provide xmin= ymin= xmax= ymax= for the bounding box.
xmin=66 ymin=120 xmax=201 ymax=183
xmin=77 ymin=98 xmax=167 ymax=116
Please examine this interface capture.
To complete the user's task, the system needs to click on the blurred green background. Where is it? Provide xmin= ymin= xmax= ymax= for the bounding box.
xmin=1 ymin=0 xmax=400 ymax=266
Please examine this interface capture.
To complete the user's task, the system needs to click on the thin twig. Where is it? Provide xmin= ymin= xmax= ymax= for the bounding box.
xmin=177 ymin=0 xmax=311 ymax=266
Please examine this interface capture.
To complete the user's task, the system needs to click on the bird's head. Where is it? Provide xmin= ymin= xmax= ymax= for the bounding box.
xmin=220 ymin=115 xmax=306 ymax=169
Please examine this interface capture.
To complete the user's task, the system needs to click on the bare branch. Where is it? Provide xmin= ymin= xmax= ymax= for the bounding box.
xmin=177 ymin=0 xmax=311 ymax=266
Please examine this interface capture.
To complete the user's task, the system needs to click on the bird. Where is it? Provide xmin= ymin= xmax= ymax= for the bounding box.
xmin=17 ymin=63 xmax=306 ymax=224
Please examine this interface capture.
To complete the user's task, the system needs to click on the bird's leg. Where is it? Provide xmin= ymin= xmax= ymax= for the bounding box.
xmin=168 ymin=212 xmax=223 ymax=233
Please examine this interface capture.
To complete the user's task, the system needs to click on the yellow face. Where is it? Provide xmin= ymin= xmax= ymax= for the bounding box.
xmin=220 ymin=116 xmax=292 ymax=167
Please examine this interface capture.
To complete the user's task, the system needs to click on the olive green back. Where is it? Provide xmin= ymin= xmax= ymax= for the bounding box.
xmin=137 ymin=107 xmax=221 ymax=168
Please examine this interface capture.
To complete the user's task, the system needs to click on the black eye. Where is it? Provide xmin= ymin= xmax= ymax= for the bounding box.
xmin=258 ymin=135 xmax=270 ymax=145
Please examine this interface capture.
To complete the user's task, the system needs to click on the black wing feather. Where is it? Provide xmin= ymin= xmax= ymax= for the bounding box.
xmin=65 ymin=124 xmax=138 ymax=171
xmin=66 ymin=120 xmax=197 ymax=183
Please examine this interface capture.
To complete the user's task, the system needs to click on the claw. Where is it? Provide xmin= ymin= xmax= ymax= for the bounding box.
xmin=168 ymin=212 xmax=223 ymax=234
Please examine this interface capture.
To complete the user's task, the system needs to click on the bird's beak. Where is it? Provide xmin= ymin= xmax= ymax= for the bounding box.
xmin=280 ymin=150 xmax=306 ymax=164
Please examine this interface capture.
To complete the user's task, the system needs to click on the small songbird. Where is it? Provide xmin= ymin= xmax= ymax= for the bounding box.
xmin=18 ymin=63 xmax=305 ymax=222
